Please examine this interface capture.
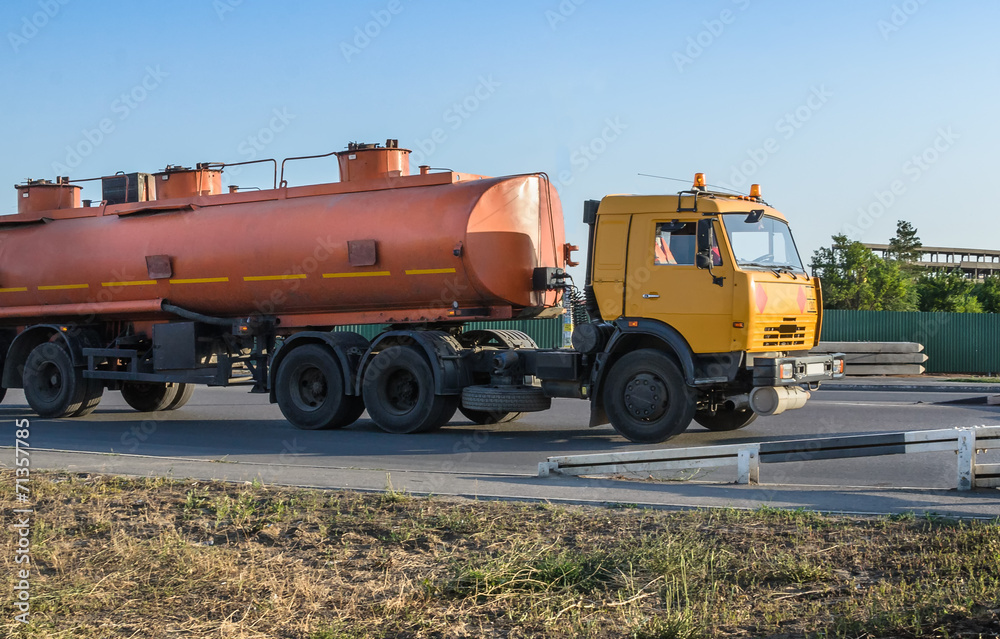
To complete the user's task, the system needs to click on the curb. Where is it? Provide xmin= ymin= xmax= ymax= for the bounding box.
xmin=819 ymin=384 xmax=1000 ymax=394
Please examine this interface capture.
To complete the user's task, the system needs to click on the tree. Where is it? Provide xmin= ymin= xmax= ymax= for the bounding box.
xmin=810 ymin=235 xmax=918 ymax=311
xmin=974 ymin=275 xmax=1000 ymax=313
xmin=887 ymin=220 xmax=923 ymax=265
xmin=917 ymin=270 xmax=983 ymax=313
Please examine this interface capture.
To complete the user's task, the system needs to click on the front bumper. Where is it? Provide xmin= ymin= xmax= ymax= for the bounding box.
xmin=753 ymin=353 xmax=846 ymax=387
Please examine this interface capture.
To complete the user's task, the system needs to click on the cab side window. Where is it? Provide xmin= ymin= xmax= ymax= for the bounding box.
xmin=654 ymin=222 xmax=696 ymax=265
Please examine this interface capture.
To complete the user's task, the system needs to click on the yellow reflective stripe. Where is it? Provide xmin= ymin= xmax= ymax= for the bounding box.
xmin=405 ymin=268 xmax=457 ymax=275
xmin=170 ymin=277 xmax=230 ymax=284
xmin=38 ymin=284 xmax=89 ymax=291
xmin=243 ymin=275 xmax=308 ymax=282
xmin=102 ymin=280 xmax=157 ymax=287
xmin=0 ymin=287 xmax=28 ymax=293
xmin=323 ymin=271 xmax=391 ymax=279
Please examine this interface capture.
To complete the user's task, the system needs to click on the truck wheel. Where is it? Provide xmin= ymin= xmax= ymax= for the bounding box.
xmin=694 ymin=408 xmax=758 ymax=432
xmin=459 ymin=407 xmax=524 ymax=425
xmin=22 ymin=342 xmax=89 ymax=418
xmin=461 ymin=385 xmax=551 ymax=413
xmin=121 ymin=382 xmax=180 ymax=412
xmin=73 ymin=378 xmax=104 ymax=417
xmin=362 ymin=346 xmax=455 ymax=434
xmin=603 ymin=349 xmax=696 ymax=444
xmin=0 ymin=387 xmax=6 ymax=405
xmin=164 ymin=384 xmax=195 ymax=411
xmin=276 ymin=345 xmax=363 ymax=430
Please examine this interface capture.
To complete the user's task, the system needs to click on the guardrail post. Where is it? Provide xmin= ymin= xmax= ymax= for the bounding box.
xmin=538 ymin=461 xmax=559 ymax=478
xmin=737 ymin=445 xmax=760 ymax=485
xmin=957 ymin=429 xmax=975 ymax=491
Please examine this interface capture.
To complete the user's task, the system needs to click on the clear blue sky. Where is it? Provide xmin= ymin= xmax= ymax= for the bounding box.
xmin=1 ymin=0 xmax=996 ymax=269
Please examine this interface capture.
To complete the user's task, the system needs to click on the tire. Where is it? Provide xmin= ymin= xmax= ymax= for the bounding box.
xmin=461 ymin=385 xmax=551 ymax=413
xmin=163 ymin=383 xmax=195 ymax=411
xmin=0 ymin=386 xmax=6 ymax=405
xmin=459 ymin=406 xmax=524 ymax=425
xmin=121 ymin=382 xmax=180 ymax=412
xmin=362 ymin=345 xmax=455 ymax=434
xmin=73 ymin=378 xmax=104 ymax=417
xmin=694 ymin=408 xmax=758 ymax=432
xmin=275 ymin=344 xmax=362 ymax=430
xmin=603 ymin=349 xmax=696 ymax=444
xmin=23 ymin=342 xmax=89 ymax=418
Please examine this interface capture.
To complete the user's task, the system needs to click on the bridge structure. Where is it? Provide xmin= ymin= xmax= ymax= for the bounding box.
xmin=864 ymin=244 xmax=1000 ymax=279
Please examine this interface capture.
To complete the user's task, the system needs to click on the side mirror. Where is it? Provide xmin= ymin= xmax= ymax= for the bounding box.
xmin=696 ymin=253 xmax=712 ymax=270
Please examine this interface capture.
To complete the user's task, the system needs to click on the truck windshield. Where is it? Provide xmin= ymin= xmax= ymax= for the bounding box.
xmin=722 ymin=214 xmax=806 ymax=273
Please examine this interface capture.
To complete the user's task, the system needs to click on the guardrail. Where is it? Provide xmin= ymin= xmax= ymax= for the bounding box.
xmin=538 ymin=426 xmax=1000 ymax=491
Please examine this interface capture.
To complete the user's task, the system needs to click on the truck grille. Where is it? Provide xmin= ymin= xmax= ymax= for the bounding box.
xmin=751 ymin=316 xmax=816 ymax=349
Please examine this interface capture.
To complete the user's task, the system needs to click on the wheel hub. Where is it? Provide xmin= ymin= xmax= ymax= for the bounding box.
xmin=623 ymin=373 xmax=668 ymax=421
xmin=385 ymin=370 xmax=418 ymax=413
xmin=294 ymin=367 xmax=328 ymax=410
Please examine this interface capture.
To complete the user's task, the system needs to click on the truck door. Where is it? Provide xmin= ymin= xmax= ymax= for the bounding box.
xmin=624 ymin=214 xmax=735 ymax=354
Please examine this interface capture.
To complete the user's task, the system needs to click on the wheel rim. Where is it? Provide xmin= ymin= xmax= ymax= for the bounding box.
xmin=290 ymin=365 xmax=328 ymax=412
xmin=33 ymin=361 xmax=63 ymax=403
xmin=384 ymin=369 xmax=419 ymax=414
xmin=622 ymin=373 xmax=669 ymax=421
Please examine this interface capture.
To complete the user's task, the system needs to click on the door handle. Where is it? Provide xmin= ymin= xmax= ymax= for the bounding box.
xmin=642 ymin=293 xmax=660 ymax=299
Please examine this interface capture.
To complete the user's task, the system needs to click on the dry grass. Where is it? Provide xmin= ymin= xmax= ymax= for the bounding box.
xmin=1 ymin=471 xmax=999 ymax=638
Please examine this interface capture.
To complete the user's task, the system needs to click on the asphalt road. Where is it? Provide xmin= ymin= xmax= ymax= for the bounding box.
xmin=2 ymin=384 xmax=999 ymax=492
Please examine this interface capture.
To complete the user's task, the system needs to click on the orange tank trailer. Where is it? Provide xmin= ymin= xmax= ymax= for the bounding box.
xmin=0 ymin=143 xmax=565 ymax=329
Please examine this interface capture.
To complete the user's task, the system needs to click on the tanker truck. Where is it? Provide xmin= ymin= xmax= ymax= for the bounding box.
xmin=0 ymin=139 xmax=844 ymax=443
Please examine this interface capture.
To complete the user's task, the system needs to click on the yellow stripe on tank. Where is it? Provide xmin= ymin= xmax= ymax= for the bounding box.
xmin=38 ymin=284 xmax=89 ymax=291
xmin=170 ymin=277 xmax=230 ymax=284
xmin=102 ymin=280 xmax=157 ymax=287
xmin=405 ymin=268 xmax=457 ymax=275
xmin=243 ymin=275 xmax=308 ymax=282
xmin=0 ymin=287 xmax=28 ymax=293
xmin=322 ymin=271 xmax=391 ymax=279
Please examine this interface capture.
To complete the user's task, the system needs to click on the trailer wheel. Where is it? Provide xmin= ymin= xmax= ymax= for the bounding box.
xmin=362 ymin=346 xmax=455 ymax=434
xmin=603 ymin=349 xmax=695 ymax=443
xmin=693 ymin=408 xmax=758 ymax=432
xmin=164 ymin=384 xmax=195 ymax=411
xmin=459 ymin=407 xmax=524 ymax=425
xmin=461 ymin=385 xmax=551 ymax=413
xmin=22 ymin=342 xmax=89 ymax=418
xmin=276 ymin=345 xmax=362 ymax=430
xmin=121 ymin=382 xmax=180 ymax=412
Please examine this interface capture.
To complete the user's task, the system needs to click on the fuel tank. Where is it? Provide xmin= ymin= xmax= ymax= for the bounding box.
xmin=0 ymin=142 xmax=565 ymax=328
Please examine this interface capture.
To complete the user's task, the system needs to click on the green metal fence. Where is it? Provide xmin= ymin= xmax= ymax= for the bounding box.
xmin=820 ymin=310 xmax=1000 ymax=374
xmin=334 ymin=310 xmax=1000 ymax=374
xmin=332 ymin=317 xmax=567 ymax=349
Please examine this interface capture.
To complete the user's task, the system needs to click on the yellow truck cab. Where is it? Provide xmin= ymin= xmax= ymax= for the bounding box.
xmin=575 ymin=175 xmax=845 ymax=442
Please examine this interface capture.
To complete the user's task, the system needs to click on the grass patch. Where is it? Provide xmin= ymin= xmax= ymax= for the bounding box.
xmin=1 ymin=471 xmax=998 ymax=638
xmin=945 ymin=376 xmax=1000 ymax=383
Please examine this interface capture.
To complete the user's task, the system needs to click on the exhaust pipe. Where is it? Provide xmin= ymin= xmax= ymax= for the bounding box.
xmin=749 ymin=386 xmax=810 ymax=417
xmin=722 ymin=394 xmax=750 ymax=412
